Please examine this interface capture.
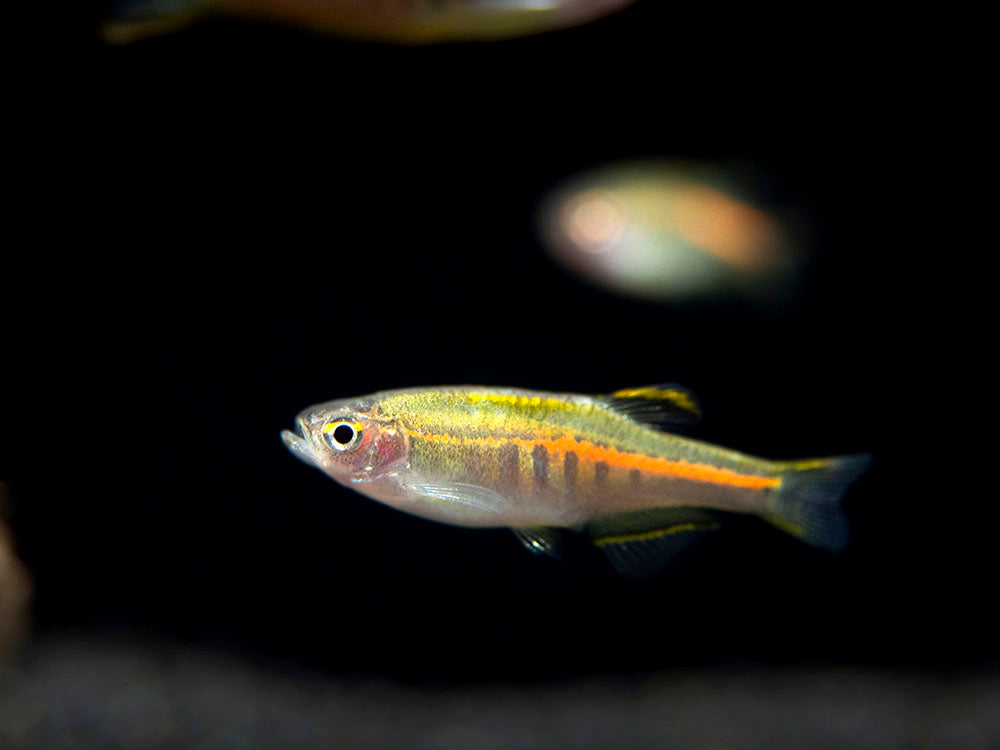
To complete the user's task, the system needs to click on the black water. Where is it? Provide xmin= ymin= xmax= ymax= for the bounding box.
xmin=1 ymin=2 xmax=986 ymax=747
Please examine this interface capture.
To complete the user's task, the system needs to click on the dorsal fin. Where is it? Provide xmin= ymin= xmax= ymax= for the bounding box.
xmin=602 ymin=384 xmax=701 ymax=429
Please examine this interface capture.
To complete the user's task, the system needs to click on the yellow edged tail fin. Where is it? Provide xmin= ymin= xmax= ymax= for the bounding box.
xmin=766 ymin=454 xmax=872 ymax=551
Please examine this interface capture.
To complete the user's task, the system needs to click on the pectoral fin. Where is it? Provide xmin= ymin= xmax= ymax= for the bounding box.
xmin=512 ymin=527 xmax=563 ymax=558
xmin=405 ymin=481 xmax=510 ymax=515
xmin=588 ymin=507 xmax=721 ymax=578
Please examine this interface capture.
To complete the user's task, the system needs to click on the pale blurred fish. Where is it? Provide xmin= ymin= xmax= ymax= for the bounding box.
xmin=539 ymin=160 xmax=806 ymax=303
xmin=104 ymin=0 xmax=636 ymax=43
xmin=281 ymin=385 xmax=870 ymax=577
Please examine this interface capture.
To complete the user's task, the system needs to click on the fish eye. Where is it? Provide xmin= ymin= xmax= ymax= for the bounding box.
xmin=322 ymin=419 xmax=364 ymax=452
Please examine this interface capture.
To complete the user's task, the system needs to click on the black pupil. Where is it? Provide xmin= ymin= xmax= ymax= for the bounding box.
xmin=333 ymin=424 xmax=355 ymax=445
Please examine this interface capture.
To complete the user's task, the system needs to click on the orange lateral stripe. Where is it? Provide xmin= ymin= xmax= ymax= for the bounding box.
xmin=402 ymin=428 xmax=780 ymax=490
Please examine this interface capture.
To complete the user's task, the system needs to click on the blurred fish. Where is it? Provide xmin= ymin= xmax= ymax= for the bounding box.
xmin=538 ymin=161 xmax=804 ymax=303
xmin=0 ymin=481 xmax=32 ymax=662
xmin=103 ymin=0 xmax=636 ymax=44
xmin=282 ymin=386 xmax=869 ymax=576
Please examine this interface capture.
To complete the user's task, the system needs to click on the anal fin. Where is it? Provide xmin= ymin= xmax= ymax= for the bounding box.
xmin=588 ymin=507 xmax=720 ymax=578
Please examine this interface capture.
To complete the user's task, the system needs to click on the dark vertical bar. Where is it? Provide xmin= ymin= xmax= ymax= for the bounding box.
xmin=594 ymin=460 xmax=609 ymax=490
xmin=532 ymin=444 xmax=549 ymax=494
xmin=564 ymin=450 xmax=578 ymax=500
xmin=498 ymin=442 xmax=519 ymax=493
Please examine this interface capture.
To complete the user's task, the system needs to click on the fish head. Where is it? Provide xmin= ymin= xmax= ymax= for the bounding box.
xmin=281 ymin=395 xmax=410 ymax=489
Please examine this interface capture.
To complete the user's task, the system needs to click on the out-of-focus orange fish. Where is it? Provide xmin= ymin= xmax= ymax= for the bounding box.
xmin=538 ymin=160 xmax=805 ymax=303
xmin=104 ymin=0 xmax=637 ymax=44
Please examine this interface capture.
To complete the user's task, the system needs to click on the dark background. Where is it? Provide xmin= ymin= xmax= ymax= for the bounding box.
xmin=2 ymin=0 xmax=982 ymax=692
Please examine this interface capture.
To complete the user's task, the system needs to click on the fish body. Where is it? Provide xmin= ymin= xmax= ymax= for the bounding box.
xmin=538 ymin=160 xmax=802 ymax=303
xmin=281 ymin=385 xmax=870 ymax=575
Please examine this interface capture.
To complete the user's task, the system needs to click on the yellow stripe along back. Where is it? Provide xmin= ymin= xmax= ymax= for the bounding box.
xmin=384 ymin=388 xmax=783 ymax=493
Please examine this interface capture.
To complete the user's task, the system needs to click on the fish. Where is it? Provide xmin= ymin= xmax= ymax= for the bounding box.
xmin=281 ymin=385 xmax=870 ymax=576
xmin=537 ymin=160 xmax=803 ymax=304
xmin=103 ymin=0 xmax=637 ymax=45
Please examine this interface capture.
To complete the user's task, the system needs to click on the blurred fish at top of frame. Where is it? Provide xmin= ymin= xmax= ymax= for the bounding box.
xmin=102 ymin=0 xmax=637 ymax=44
xmin=538 ymin=160 xmax=807 ymax=304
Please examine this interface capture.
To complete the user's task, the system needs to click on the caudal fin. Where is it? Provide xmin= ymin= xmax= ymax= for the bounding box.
xmin=767 ymin=454 xmax=872 ymax=551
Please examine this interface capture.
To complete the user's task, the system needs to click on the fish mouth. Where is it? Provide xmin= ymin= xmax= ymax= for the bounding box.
xmin=280 ymin=417 xmax=318 ymax=467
